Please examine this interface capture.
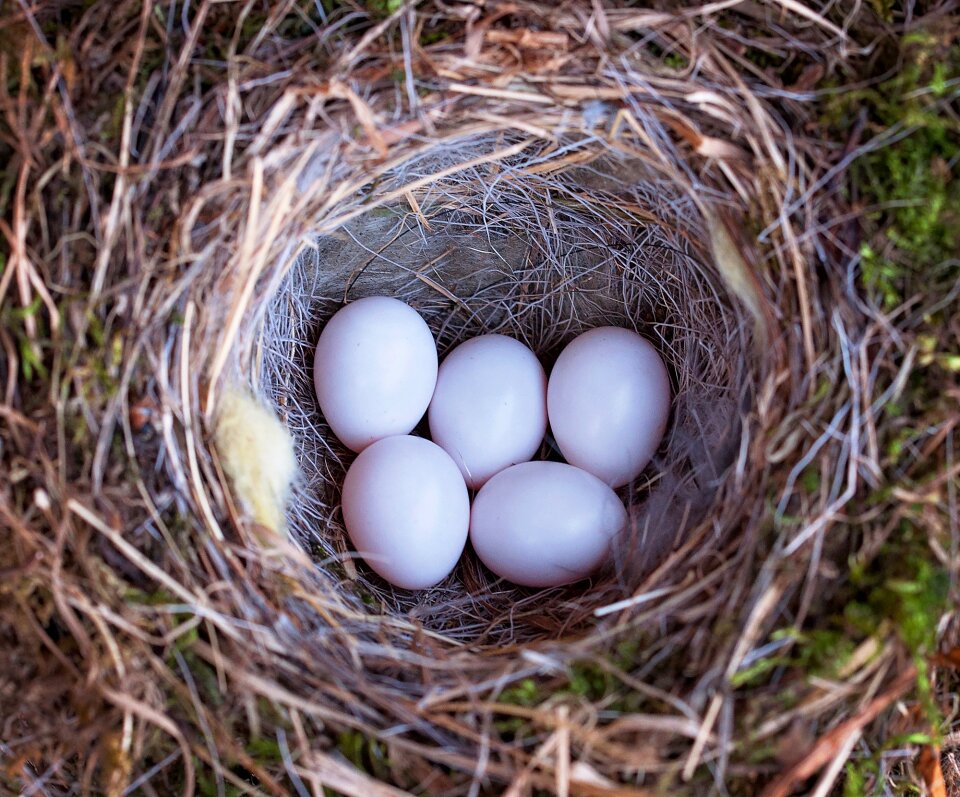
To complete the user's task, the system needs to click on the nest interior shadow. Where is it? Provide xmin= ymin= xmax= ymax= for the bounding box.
xmin=255 ymin=136 xmax=754 ymax=646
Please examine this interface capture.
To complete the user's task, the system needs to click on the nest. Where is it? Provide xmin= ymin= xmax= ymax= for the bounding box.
xmin=255 ymin=137 xmax=749 ymax=640
xmin=4 ymin=2 xmax=955 ymax=795
xmin=165 ymin=8 xmax=821 ymax=787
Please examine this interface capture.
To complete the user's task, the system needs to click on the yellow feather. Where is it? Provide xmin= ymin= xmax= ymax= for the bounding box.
xmin=214 ymin=386 xmax=297 ymax=536
xmin=705 ymin=209 xmax=768 ymax=346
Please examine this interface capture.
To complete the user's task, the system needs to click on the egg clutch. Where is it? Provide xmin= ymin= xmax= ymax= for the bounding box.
xmin=314 ymin=296 xmax=671 ymax=591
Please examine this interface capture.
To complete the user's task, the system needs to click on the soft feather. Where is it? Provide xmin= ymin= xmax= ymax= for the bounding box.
xmin=215 ymin=386 xmax=297 ymax=536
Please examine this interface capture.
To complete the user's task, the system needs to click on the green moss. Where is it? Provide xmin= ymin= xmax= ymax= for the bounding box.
xmin=847 ymin=529 xmax=949 ymax=728
xmin=843 ymin=757 xmax=880 ymax=797
xmin=336 ymin=729 xmax=390 ymax=781
xmin=792 ymin=34 xmax=960 ymax=773
xmin=733 ymin=520 xmax=948 ymax=700
xmin=795 ymin=629 xmax=857 ymax=675
xmin=359 ymin=0 xmax=403 ymax=18
xmin=644 ymin=40 xmax=694 ymax=72
xmin=197 ymin=770 xmax=245 ymax=797
xmin=124 ymin=586 xmax=180 ymax=605
xmin=100 ymin=95 xmax=126 ymax=143
xmin=663 ymin=52 xmax=688 ymax=70
xmin=171 ymin=648 xmax=224 ymax=707
xmin=824 ymin=35 xmax=960 ymax=308
xmin=246 ymin=737 xmax=283 ymax=763
xmin=842 ymin=729 xmax=941 ymax=796
xmin=730 ymin=657 xmax=783 ymax=688
xmin=731 ymin=627 xmax=856 ymax=688
xmin=494 ymin=658 xmax=653 ymax=736
xmin=800 ymin=466 xmax=821 ymax=494
xmin=499 ymin=678 xmax=540 ymax=707
xmin=884 ymin=559 xmax=949 ymax=655
xmin=845 ymin=527 xmax=949 ymax=655
xmin=502 ymin=656 xmax=638 ymax=706
xmin=566 ymin=661 xmax=615 ymax=700
xmin=420 ymin=28 xmax=447 ymax=45
xmin=1 ymin=294 xmax=54 ymax=383
xmin=859 ymin=243 xmax=906 ymax=311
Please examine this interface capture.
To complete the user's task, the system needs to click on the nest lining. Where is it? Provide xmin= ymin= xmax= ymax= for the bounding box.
xmin=253 ymin=134 xmax=753 ymax=645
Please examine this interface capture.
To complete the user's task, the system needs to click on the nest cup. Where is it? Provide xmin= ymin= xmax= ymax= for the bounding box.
xmin=254 ymin=134 xmax=752 ymax=640
xmin=165 ymin=33 xmax=821 ymax=778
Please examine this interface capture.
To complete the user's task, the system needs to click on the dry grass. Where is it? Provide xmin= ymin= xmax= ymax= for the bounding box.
xmin=0 ymin=1 xmax=957 ymax=796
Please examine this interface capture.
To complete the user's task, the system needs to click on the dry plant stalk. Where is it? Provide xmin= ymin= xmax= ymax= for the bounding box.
xmin=1 ymin=1 xmax=956 ymax=796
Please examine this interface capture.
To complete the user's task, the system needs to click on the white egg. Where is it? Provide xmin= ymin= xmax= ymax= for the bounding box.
xmin=341 ymin=435 xmax=469 ymax=590
xmin=547 ymin=327 xmax=670 ymax=488
xmin=470 ymin=461 xmax=627 ymax=588
xmin=428 ymin=335 xmax=547 ymax=489
xmin=314 ymin=296 xmax=438 ymax=452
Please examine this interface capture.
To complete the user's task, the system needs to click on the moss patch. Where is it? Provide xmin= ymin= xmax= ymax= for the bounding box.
xmin=823 ymin=32 xmax=960 ymax=308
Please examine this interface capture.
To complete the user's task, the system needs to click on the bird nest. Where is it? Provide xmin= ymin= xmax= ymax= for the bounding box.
xmin=252 ymin=135 xmax=749 ymax=641
xmin=5 ymin=2 xmax=945 ymax=796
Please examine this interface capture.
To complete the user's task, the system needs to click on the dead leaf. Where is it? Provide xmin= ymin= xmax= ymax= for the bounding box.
xmin=302 ymin=752 xmax=414 ymax=797
xmin=486 ymin=29 xmax=569 ymax=50
xmin=760 ymin=665 xmax=917 ymax=797
xmin=570 ymin=761 xmax=617 ymax=788
xmin=788 ymin=63 xmax=825 ymax=92
xmin=327 ymin=79 xmax=388 ymax=159
xmin=705 ymin=209 xmax=768 ymax=344
xmin=919 ymin=745 xmax=947 ymax=797
xmin=661 ymin=115 xmax=747 ymax=161
xmin=129 ymin=397 xmax=158 ymax=432
xmin=775 ymin=721 xmax=815 ymax=768
xmin=695 ymin=135 xmax=747 ymax=160
xmin=931 ymin=648 xmax=960 ymax=669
